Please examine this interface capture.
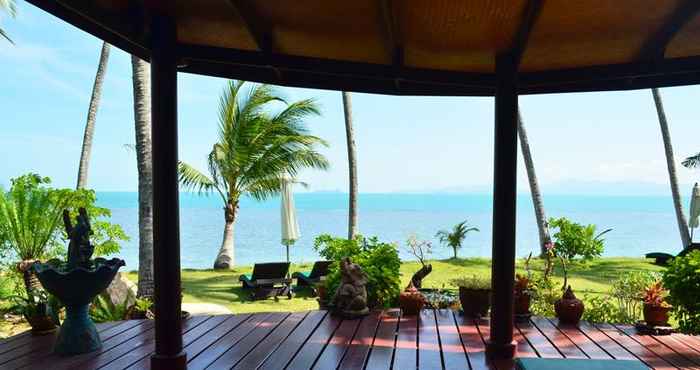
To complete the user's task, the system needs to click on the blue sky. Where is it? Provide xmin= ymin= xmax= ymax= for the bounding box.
xmin=1 ymin=4 xmax=699 ymax=195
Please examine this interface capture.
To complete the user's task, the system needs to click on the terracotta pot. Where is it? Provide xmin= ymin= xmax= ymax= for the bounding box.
xmin=399 ymin=283 xmax=426 ymax=316
xmin=25 ymin=314 xmax=58 ymax=335
xmin=514 ymin=291 xmax=531 ymax=315
xmin=643 ymin=303 xmax=671 ymax=326
xmin=459 ymin=287 xmax=491 ymax=317
xmin=555 ymin=286 xmax=584 ymax=325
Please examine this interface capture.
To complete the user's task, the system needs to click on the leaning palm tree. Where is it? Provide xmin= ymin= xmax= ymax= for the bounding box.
xmin=683 ymin=153 xmax=700 ymax=169
xmin=76 ymin=42 xmax=111 ymax=189
xmin=131 ymin=55 xmax=154 ymax=297
xmin=435 ymin=220 xmax=479 ymax=259
xmin=179 ymin=81 xmax=329 ymax=269
xmin=518 ymin=110 xmax=551 ymax=256
xmin=0 ymin=0 xmax=16 ymax=44
xmin=652 ymin=88 xmax=691 ymax=247
xmin=341 ymin=91 xmax=358 ymax=239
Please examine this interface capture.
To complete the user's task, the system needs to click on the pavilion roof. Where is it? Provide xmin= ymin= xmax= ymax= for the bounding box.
xmin=27 ymin=0 xmax=700 ymax=96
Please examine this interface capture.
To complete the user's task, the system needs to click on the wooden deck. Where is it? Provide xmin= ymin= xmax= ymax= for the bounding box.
xmin=1 ymin=309 xmax=700 ymax=369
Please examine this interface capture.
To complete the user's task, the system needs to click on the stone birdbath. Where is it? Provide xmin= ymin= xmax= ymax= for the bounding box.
xmin=33 ymin=208 xmax=125 ymax=355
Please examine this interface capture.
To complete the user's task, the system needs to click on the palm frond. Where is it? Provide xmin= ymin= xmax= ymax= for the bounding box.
xmin=683 ymin=152 xmax=700 ymax=169
xmin=177 ymin=161 xmax=217 ymax=196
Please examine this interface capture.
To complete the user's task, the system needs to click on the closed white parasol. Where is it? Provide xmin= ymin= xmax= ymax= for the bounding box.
xmin=690 ymin=183 xmax=700 ymax=242
xmin=281 ymin=176 xmax=300 ymax=264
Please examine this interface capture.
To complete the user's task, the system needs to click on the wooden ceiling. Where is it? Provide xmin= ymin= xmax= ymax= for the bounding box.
xmin=25 ymin=0 xmax=700 ymax=96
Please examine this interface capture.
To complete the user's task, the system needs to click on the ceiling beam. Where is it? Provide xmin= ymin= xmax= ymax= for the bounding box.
xmin=638 ymin=0 xmax=700 ymax=60
xmin=508 ymin=0 xmax=544 ymax=68
xmin=228 ymin=0 xmax=272 ymax=53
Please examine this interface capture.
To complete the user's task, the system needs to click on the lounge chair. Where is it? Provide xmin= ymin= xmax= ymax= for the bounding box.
xmin=646 ymin=242 xmax=700 ymax=265
xmin=292 ymin=261 xmax=332 ymax=294
xmin=238 ymin=262 xmax=292 ymax=300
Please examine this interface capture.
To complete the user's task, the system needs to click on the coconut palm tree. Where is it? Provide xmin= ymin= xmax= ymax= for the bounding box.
xmin=517 ymin=110 xmax=551 ymax=255
xmin=76 ymin=42 xmax=111 ymax=189
xmin=131 ymin=55 xmax=154 ymax=297
xmin=0 ymin=0 xmax=16 ymax=44
xmin=341 ymin=91 xmax=358 ymax=239
xmin=178 ymin=81 xmax=329 ymax=269
xmin=652 ymin=88 xmax=691 ymax=247
xmin=435 ymin=220 xmax=479 ymax=259
xmin=683 ymin=153 xmax=700 ymax=169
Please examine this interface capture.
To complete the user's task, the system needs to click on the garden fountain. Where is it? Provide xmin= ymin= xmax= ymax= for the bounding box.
xmin=33 ymin=208 xmax=124 ymax=355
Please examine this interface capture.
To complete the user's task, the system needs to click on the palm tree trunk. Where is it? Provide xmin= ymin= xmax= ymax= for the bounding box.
xmin=76 ymin=42 xmax=110 ymax=189
xmin=517 ymin=110 xmax=550 ymax=255
xmin=214 ymin=202 xmax=236 ymax=269
xmin=453 ymin=247 xmax=458 ymax=259
xmin=652 ymin=88 xmax=691 ymax=248
xmin=342 ymin=91 xmax=358 ymax=239
xmin=131 ymin=55 xmax=154 ymax=297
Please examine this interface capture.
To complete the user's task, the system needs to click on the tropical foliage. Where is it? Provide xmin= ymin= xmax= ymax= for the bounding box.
xmin=179 ymin=80 xmax=329 ymax=269
xmin=435 ymin=220 xmax=479 ymax=259
xmin=313 ymin=234 xmax=401 ymax=308
xmin=663 ymin=250 xmax=700 ymax=333
xmin=0 ymin=0 xmax=16 ymax=44
xmin=548 ymin=217 xmax=611 ymax=260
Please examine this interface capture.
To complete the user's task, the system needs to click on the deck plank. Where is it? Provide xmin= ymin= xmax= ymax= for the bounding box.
xmin=364 ymin=309 xmax=399 ymax=370
xmin=187 ymin=313 xmax=272 ymax=370
xmin=337 ymin=311 xmax=382 ymax=370
xmin=456 ymin=314 xmax=490 ymax=370
xmin=595 ymin=323 xmax=676 ymax=370
xmin=258 ymin=310 xmax=328 ymax=370
xmin=435 ymin=309 xmax=469 ymax=370
xmin=513 ymin=324 xmax=537 ymax=359
xmin=311 ymin=315 xmax=362 ymax=370
xmin=652 ymin=333 xmax=700 ymax=366
xmin=231 ymin=311 xmax=309 ymax=370
xmin=418 ymin=309 xmax=443 ymax=370
xmin=616 ymin=324 xmax=699 ymax=369
xmin=284 ymin=312 xmax=341 ymax=370
xmin=548 ymin=318 xmax=611 ymax=359
xmin=530 ymin=317 xmax=586 ymax=359
xmin=515 ymin=319 xmax=562 ymax=358
xmin=577 ymin=321 xmax=637 ymax=360
xmin=392 ymin=312 xmax=418 ymax=370
xmin=205 ymin=312 xmax=290 ymax=370
xmin=0 ymin=321 xmax=119 ymax=357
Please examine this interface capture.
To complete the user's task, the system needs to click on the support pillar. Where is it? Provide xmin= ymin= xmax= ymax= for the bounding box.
xmin=486 ymin=53 xmax=518 ymax=360
xmin=149 ymin=14 xmax=187 ymax=370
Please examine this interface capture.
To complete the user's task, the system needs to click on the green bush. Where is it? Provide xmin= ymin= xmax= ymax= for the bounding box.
xmin=548 ymin=217 xmax=611 ymax=260
xmin=313 ymin=234 xmax=401 ymax=308
xmin=529 ymin=273 xmax=558 ymax=317
xmin=582 ymin=294 xmax=622 ymax=323
xmin=663 ymin=250 xmax=700 ymax=334
xmin=610 ymin=271 xmax=659 ymax=324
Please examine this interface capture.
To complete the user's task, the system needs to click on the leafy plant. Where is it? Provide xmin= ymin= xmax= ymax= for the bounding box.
xmin=450 ymin=275 xmax=490 ymax=290
xmin=62 ymin=189 xmax=128 ymax=257
xmin=643 ymin=281 xmax=670 ymax=307
xmin=529 ymin=273 xmax=558 ymax=317
xmin=90 ymin=295 xmax=128 ymax=323
xmin=313 ymin=234 xmax=401 ymax=308
xmin=435 ymin=220 xmax=479 ymax=259
xmin=515 ymin=274 xmax=531 ymax=294
xmin=582 ymin=294 xmax=622 ymax=323
xmin=610 ymin=271 xmax=659 ymax=323
xmin=133 ymin=297 xmax=153 ymax=313
xmin=548 ymin=217 xmax=611 ymax=260
xmin=663 ymin=250 xmax=700 ymax=333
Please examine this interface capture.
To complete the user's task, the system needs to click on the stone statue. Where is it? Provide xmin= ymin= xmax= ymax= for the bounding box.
xmin=331 ymin=257 xmax=369 ymax=318
xmin=63 ymin=208 xmax=94 ymax=269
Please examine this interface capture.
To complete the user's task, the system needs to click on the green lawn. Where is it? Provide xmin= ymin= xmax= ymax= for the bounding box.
xmin=124 ymin=257 xmax=664 ymax=314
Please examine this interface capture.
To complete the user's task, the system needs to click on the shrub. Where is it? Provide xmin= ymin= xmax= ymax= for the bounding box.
xmin=314 ymin=234 xmax=401 ymax=308
xmin=548 ymin=217 xmax=611 ymax=260
xmin=610 ymin=271 xmax=659 ymax=323
xmin=529 ymin=273 xmax=558 ymax=317
xmin=582 ymin=294 xmax=622 ymax=323
xmin=663 ymin=250 xmax=700 ymax=334
xmin=450 ymin=275 xmax=490 ymax=290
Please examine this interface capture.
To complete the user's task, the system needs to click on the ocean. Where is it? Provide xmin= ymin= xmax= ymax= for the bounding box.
xmin=98 ymin=192 xmax=690 ymax=270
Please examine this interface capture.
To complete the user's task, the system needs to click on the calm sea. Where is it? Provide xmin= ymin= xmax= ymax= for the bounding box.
xmin=98 ymin=192 xmax=690 ymax=270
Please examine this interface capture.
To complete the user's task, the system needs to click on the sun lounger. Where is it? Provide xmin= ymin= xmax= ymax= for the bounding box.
xmin=292 ymin=261 xmax=332 ymax=287
xmin=646 ymin=242 xmax=700 ymax=265
xmin=238 ymin=262 xmax=292 ymax=300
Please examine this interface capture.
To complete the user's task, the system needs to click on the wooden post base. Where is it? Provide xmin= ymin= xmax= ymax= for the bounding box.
xmin=486 ymin=340 xmax=517 ymax=359
xmin=151 ymin=351 xmax=187 ymax=370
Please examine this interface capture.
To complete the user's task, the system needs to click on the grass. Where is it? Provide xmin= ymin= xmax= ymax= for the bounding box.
xmin=124 ymin=257 xmax=664 ymax=314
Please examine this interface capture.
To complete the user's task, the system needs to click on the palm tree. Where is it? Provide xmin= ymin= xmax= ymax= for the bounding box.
xmin=517 ymin=110 xmax=551 ymax=255
xmin=683 ymin=153 xmax=700 ymax=169
xmin=0 ymin=0 xmax=16 ymax=44
xmin=435 ymin=220 xmax=479 ymax=259
xmin=76 ymin=42 xmax=111 ymax=189
xmin=178 ymin=81 xmax=329 ymax=269
xmin=131 ymin=55 xmax=154 ymax=297
xmin=652 ymin=88 xmax=691 ymax=247
xmin=341 ymin=91 xmax=358 ymax=239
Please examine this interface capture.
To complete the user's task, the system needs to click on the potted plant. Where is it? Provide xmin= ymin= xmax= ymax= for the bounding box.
xmin=12 ymin=290 xmax=59 ymax=335
xmin=399 ymin=281 xmax=427 ymax=315
xmin=451 ymin=275 xmax=490 ymax=317
xmin=642 ymin=281 xmax=672 ymax=326
xmin=126 ymin=297 xmax=153 ymax=320
xmin=514 ymin=274 xmax=532 ymax=316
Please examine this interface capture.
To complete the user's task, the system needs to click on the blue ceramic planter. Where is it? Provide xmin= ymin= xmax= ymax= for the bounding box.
xmin=34 ymin=258 xmax=124 ymax=355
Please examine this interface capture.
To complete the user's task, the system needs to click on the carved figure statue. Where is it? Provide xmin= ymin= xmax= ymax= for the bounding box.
xmin=331 ymin=257 xmax=369 ymax=318
xmin=64 ymin=208 xmax=94 ymax=268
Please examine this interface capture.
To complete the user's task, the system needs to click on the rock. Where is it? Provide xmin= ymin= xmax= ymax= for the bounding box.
xmin=101 ymin=272 xmax=137 ymax=307
xmin=181 ymin=303 xmax=232 ymax=316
